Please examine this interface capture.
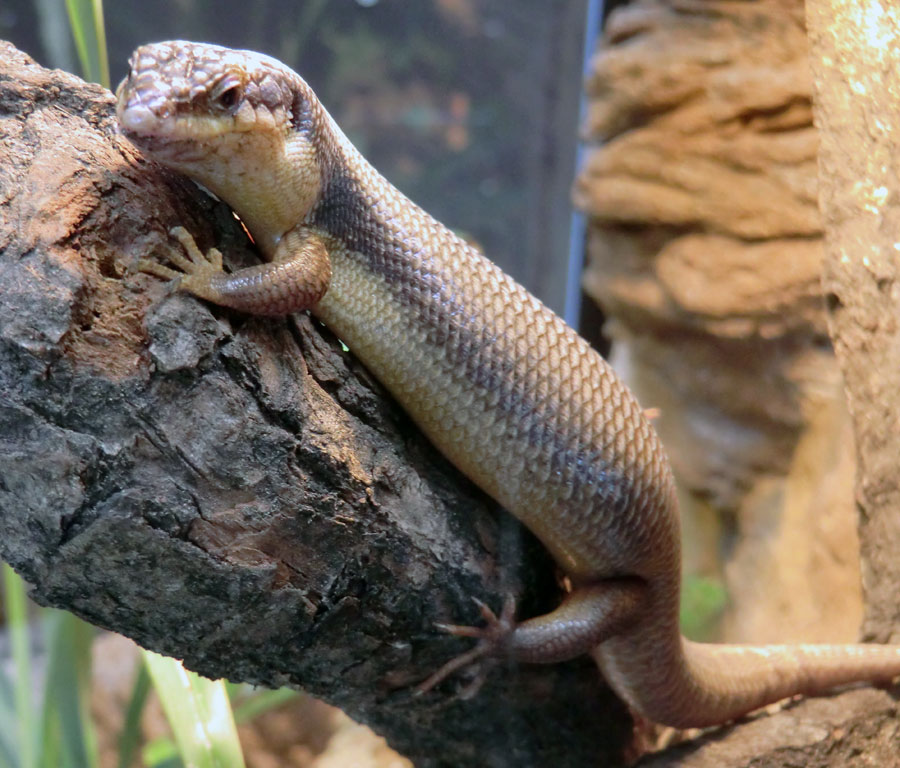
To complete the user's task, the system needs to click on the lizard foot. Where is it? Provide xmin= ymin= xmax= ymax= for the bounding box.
xmin=137 ymin=226 xmax=226 ymax=295
xmin=415 ymin=595 xmax=517 ymax=698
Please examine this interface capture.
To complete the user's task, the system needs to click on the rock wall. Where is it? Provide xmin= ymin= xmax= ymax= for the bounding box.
xmin=575 ymin=0 xmax=862 ymax=642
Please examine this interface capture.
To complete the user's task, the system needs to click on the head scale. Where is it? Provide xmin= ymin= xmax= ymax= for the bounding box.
xmin=116 ymin=41 xmax=327 ymax=249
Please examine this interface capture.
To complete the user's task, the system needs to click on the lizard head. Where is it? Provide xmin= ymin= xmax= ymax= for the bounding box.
xmin=116 ymin=41 xmax=329 ymax=251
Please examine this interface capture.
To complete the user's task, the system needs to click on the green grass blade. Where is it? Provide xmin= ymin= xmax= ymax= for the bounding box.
xmin=0 ymin=663 xmax=17 ymax=768
xmin=0 ymin=732 xmax=17 ymax=768
xmin=38 ymin=611 xmax=98 ymax=768
xmin=142 ymin=737 xmax=180 ymax=768
xmin=58 ymin=614 xmax=98 ymax=768
xmin=0 ymin=655 xmax=18 ymax=768
xmin=232 ymin=688 xmax=299 ymax=724
xmin=143 ymin=651 xmax=246 ymax=768
xmin=36 ymin=612 xmax=59 ymax=768
xmin=680 ymin=574 xmax=728 ymax=641
xmin=3 ymin=563 xmax=35 ymax=768
xmin=117 ymin=660 xmax=151 ymax=768
xmin=64 ymin=0 xmax=109 ymax=88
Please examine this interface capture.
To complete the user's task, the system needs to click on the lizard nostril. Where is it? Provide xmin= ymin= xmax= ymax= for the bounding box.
xmin=118 ymin=104 xmax=157 ymax=132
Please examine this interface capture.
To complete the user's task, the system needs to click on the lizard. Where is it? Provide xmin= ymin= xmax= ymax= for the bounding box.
xmin=115 ymin=40 xmax=900 ymax=728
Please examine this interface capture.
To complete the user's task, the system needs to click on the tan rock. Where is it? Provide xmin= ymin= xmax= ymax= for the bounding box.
xmin=576 ymin=0 xmax=862 ymax=644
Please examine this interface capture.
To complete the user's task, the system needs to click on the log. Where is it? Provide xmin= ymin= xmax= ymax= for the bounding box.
xmin=0 ymin=41 xmax=627 ymax=768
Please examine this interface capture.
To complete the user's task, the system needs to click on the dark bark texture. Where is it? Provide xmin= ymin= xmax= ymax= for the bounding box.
xmin=0 ymin=42 xmax=629 ymax=768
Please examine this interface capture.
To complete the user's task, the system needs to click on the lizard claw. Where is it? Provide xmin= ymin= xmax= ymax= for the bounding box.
xmin=169 ymin=226 xmax=224 ymax=271
xmin=135 ymin=227 xmax=231 ymax=307
xmin=136 ymin=227 xmax=225 ymax=284
xmin=415 ymin=595 xmax=517 ymax=696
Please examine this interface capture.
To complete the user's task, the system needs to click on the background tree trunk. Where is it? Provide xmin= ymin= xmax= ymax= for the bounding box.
xmin=807 ymin=0 xmax=900 ymax=646
xmin=575 ymin=0 xmax=864 ymax=648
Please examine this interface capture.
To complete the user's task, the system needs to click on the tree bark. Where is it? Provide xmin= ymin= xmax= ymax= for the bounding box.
xmin=0 ymin=41 xmax=629 ymax=768
xmin=807 ymin=0 xmax=900 ymax=646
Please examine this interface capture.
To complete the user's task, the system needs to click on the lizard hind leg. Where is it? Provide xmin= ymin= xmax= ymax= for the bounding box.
xmin=415 ymin=596 xmax=518 ymax=698
xmin=416 ymin=577 xmax=646 ymax=696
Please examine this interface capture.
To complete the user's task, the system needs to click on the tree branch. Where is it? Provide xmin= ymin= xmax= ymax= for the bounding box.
xmin=0 ymin=41 xmax=630 ymax=768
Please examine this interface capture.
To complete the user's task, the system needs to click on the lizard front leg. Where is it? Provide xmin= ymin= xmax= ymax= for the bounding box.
xmin=140 ymin=225 xmax=331 ymax=316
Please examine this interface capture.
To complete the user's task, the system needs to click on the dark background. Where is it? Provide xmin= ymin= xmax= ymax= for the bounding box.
xmin=2 ymin=0 xmax=598 ymax=318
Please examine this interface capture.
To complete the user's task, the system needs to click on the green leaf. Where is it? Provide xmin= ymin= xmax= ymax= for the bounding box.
xmin=64 ymin=0 xmax=109 ymax=88
xmin=38 ymin=611 xmax=99 ymax=768
xmin=3 ymin=562 xmax=36 ymax=768
xmin=0 ymin=655 xmax=17 ymax=768
xmin=232 ymin=688 xmax=299 ymax=724
xmin=117 ymin=662 xmax=151 ymax=768
xmin=142 ymin=737 xmax=180 ymax=768
xmin=680 ymin=574 xmax=728 ymax=641
xmin=0 ymin=731 xmax=16 ymax=768
xmin=0 ymin=663 xmax=17 ymax=768
xmin=142 ymin=651 xmax=246 ymax=768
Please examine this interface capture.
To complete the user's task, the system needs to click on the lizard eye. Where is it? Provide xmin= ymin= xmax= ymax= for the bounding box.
xmin=210 ymin=75 xmax=244 ymax=113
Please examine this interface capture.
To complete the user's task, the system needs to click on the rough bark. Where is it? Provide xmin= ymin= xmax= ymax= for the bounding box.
xmin=639 ymin=688 xmax=899 ymax=768
xmin=807 ymin=1 xmax=900 ymax=644
xmin=0 ymin=42 xmax=630 ymax=768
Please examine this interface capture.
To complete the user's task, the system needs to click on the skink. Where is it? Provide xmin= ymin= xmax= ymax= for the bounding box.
xmin=115 ymin=41 xmax=900 ymax=728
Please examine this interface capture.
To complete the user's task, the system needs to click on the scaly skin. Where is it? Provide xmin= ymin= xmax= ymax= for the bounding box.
xmin=116 ymin=41 xmax=900 ymax=728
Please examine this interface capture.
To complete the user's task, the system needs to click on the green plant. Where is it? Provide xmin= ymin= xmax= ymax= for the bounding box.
xmin=1 ymin=563 xmax=296 ymax=768
xmin=1 ymin=563 xmax=99 ymax=768
xmin=142 ymin=651 xmax=245 ymax=768
xmin=64 ymin=0 xmax=109 ymax=88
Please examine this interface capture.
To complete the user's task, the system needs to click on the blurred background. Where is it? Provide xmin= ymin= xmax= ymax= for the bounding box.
xmin=2 ymin=0 xmax=597 ymax=318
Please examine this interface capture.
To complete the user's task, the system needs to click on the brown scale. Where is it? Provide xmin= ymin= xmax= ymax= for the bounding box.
xmin=117 ymin=40 xmax=900 ymax=728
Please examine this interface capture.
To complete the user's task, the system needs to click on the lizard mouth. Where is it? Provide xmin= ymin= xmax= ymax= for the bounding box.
xmin=118 ymin=129 xmax=209 ymax=165
xmin=115 ymin=87 xmax=234 ymax=166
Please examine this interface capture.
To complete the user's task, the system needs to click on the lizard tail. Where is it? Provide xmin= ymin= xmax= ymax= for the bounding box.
xmin=597 ymin=633 xmax=900 ymax=727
